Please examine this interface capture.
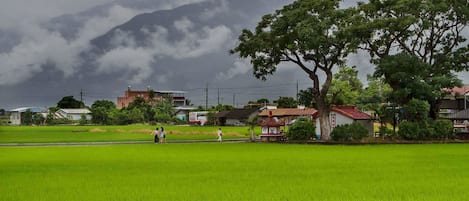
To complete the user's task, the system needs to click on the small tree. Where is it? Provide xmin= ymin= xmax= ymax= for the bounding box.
xmin=275 ymin=97 xmax=298 ymax=108
xmin=286 ymin=118 xmax=316 ymax=141
xmin=32 ymin=113 xmax=45 ymax=125
xmin=79 ymin=114 xmax=88 ymax=125
xmin=22 ymin=109 xmax=33 ymax=125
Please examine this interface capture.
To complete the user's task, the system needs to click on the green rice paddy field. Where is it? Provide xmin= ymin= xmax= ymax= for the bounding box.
xmin=1 ymin=143 xmax=469 ymax=201
xmin=0 ymin=125 xmax=255 ymax=143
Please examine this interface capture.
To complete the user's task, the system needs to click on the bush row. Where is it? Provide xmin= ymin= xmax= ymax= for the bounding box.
xmin=398 ymin=120 xmax=453 ymax=140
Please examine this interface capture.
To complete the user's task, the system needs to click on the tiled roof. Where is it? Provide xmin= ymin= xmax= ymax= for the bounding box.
xmin=448 ymin=86 xmax=469 ymax=96
xmin=258 ymin=108 xmax=318 ymax=117
xmin=332 ymin=106 xmax=371 ymax=120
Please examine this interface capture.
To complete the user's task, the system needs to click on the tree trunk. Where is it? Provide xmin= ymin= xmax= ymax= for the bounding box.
xmin=317 ymin=98 xmax=332 ymax=141
xmin=429 ymin=100 xmax=441 ymax=120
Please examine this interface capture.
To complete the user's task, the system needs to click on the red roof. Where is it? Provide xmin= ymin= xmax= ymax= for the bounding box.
xmin=258 ymin=108 xmax=318 ymax=117
xmin=258 ymin=111 xmax=285 ymax=127
xmin=332 ymin=106 xmax=371 ymax=120
xmin=448 ymin=86 xmax=469 ymax=96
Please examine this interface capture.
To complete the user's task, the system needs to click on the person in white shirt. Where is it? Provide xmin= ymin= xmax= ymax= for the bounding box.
xmin=160 ymin=127 xmax=166 ymax=143
xmin=217 ymin=128 xmax=223 ymax=142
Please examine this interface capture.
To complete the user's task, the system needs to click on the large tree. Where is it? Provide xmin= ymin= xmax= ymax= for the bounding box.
xmin=358 ymin=0 xmax=469 ymax=119
xmin=57 ymin=96 xmax=84 ymax=109
xmin=231 ymin=0 xmax=363 ymax=140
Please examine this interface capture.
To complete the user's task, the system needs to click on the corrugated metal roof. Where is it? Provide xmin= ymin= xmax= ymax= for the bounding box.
xmin=58 ymin=109 xmax=91 ymax=114
xmin=9 ymin=107 xmax=47 ymax=113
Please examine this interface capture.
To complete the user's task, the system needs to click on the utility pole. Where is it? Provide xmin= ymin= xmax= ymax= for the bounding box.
xmin=217 ymin=88 xmax=220 ymax=105
xmin=296 ymin=80 xmax=299 ymax=101
xmin=232 ymin=93 xmax=236 ymax=108
xmin=205 ymin=83 xmax=208 ymax=109
xmin=80 ymin=89 xmax=84 ymax=108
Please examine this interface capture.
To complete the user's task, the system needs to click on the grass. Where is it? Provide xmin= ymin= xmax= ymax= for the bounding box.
xmin=0 ymin=125 xmax=259 ymax=143
xmin=1 ymin=143 xmax=469 ymax=200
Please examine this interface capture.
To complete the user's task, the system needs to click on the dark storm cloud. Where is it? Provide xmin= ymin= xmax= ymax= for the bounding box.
xmin=2 ymin=0 xmax=466 ymax=109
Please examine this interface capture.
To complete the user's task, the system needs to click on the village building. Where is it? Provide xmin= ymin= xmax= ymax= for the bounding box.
xmin=214 ymin=109 xmax=258 ymax=126
xmin=55 ymin=108 xmax=92 ymax=121
xmin=117 ymin=87 xmax=187 ymax=109
xmin=258 ymin=108 xmax=318 ymax=125
xmin=319 ymin=105 xmax=374 ymax=136
xmin=9 ymin=107 xmax=48 ymax=125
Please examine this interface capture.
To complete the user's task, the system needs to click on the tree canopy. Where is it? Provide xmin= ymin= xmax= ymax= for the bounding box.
xmin=57 ymin=96 xmax=84 ymax=109
xmin=231 ymin=0 xmax=364 ymax=140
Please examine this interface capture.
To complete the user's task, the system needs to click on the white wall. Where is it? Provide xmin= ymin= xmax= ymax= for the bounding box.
xmin=9 ymin=112 xmax=21 ymax=125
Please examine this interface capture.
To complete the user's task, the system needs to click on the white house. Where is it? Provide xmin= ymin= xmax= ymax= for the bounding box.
xmin=316 ymin=105 xmax=374 ymax=136
xmin=9 ymin=107 xmax=48 ymax=125
xmin=55 ymin=109 xmax=91 ymax=121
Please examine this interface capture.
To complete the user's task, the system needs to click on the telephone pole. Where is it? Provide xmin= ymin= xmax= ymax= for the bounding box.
xmin=217 ymin=88 xmax=220 ymax=105
xmin=205 ymin=83 xmax=208 ymax=109
xmin=80 ymin=89 xmax=84 ymax=108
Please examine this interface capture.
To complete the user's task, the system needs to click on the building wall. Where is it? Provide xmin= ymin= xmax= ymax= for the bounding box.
xmin=315 ymin=112 xmax=372 ymax=136
xmin=9 ymin=112 xmax=21 ymax=125
xmin=117 ymin=90 xmax=186 ymax=109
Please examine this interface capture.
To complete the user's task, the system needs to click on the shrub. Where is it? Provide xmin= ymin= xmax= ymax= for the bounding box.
xmin=398 ymin=121 xmax=421 ymax=140
xmin=331 ymin=122 xmax=369 ymax=142
xmin=286 ymin=118 xmax=315 ymax=141
xmin=399 ymin=120 xmax=453 ymax=140
xmin=431 ymin=120 xmax=453 ymax=139
xmin=379 ymin=125 xmax=393 ymax=138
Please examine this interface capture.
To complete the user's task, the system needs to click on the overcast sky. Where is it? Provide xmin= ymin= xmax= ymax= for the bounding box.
xmin=0 ymin=0 xmax=468 ymax=110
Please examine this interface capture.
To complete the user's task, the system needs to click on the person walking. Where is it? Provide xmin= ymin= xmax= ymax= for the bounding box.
xmin=217 ymin=128 xmax=223 ymax=142
xmin=153 ymin=127 xmax=159 ymax=143
xmin=160 ymin=127 xmax=166 ymax=143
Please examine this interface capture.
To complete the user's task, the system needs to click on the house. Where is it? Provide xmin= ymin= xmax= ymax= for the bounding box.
xmin=55 ymin=109 xmax=91 ymax=121
xmin=215 ymin=109 xmax=259 ymax=126
xmin=258 ymin=108 xmax=318 ymax=125
xmin=117 ymin=87 xmax=187 ymax=109
xmin=317 ymin=105 xmax=373 ymax=136
xmin=9 ymin=107 xmax=48 ymax=125
xmin=173 ymin=106 xmax=197 ymax=121
xmin=443 ymin=109 xmax=469 ymax=139
xmin=440 ymin=86 xmax=469 ymax=117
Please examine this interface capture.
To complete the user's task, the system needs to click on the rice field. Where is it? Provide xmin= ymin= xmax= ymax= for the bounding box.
xmin=0 ymin=125 xmax=255 ymax=143
xmin=1 ymin=143 xmax=469 ymax=201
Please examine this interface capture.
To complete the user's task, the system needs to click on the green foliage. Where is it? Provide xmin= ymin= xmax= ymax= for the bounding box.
xmin=329 ymin=66 xmax=363 ymax=105
xmin=286 ymin=118 xmax=315 ymax=141
xmin=432 ymin=120 xmax=454 ymax=139
xmin=32 ymin=113 xmax=45 ymax=125
xmin=57 ymin=96 xmax=84 ymax=109
xmin=79 ymin=114 xmax=88 ymax=125
xmin=331 ymin=123 xmax=369 ymax=142
xmin=231 ymin=0 xmax=365 ymax=139
xmin=359 ymin=0 xmax=469 ymax=118
xmin=91 ymin=100 xmax=115 ymax=125
xmin=275 ymin=96 xmax=298 ymax=108
xmin=298 ymin=88 xmax=315 ymax=108
xmin=358 ymin=75 xmax=392 ymax=111
xmin=398 ymin=120 xmax=454 ymax=140
xmin=0 ymin=108 xmax=5 ymax=116
xmin=21 ymin=109 xmax=33 ymax=125
xmin=402 ymin=99 xmax=430 ymax=121
xmin=152 ymin=96 xmax=174 ymax=123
